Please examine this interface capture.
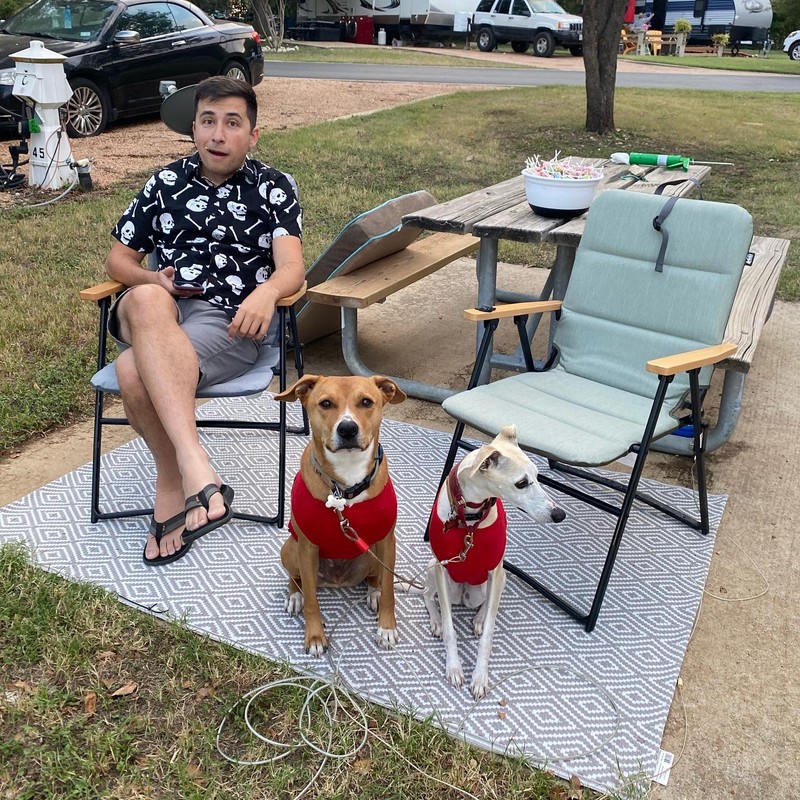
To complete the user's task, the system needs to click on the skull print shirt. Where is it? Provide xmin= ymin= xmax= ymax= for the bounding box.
xmin=111 ymin=153 xmax=302 ymax=318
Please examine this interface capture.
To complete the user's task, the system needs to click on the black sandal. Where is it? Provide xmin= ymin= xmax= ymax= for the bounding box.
xmin=142 ymin=512 xmax=193 ymax=566
xmin=182 ymin=484 xmax=234 ymax=545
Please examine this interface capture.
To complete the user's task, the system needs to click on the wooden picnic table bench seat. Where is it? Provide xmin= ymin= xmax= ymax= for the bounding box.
xmin=305 ymin=230 xmax=480 ymax=403
xmin=306 ymin=231 xmax=480 ymax=309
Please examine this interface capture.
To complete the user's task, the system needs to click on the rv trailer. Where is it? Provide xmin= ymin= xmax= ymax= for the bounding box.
xmin=640 ymin=0 xmax=772 ymax=44
xmin=295 ymin=0 xmax=481 ymax=41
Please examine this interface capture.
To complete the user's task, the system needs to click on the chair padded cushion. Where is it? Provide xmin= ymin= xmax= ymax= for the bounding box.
xmin=297 ymin=190 xmax=437 ymax=344
xmin=443 ymin=368 xmax=680 ymax=466
xmin=92 ymin=344 xmax=280 ymax=398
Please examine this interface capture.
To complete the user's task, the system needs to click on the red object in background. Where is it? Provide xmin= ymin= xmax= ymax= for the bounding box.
xmin=624 ymin=0 xmax=635 ymax=24
xmin=343 ymin=15 xmax=375 ymax=44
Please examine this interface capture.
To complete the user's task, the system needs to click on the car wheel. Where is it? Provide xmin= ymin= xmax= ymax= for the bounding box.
xmin=569 ymin=45 xmax=582 ymax=56
xmin=66 ymin=78 xmax=110 ymax=138
xmin=511 ymin=41 xmax=529 ymax=53
xmin=477 ymin=27 xmax=496 ymax=52
xmin=221 ymin=60 xmax=251 ymax=83
xmin=789 ymin=41 xmax=800 ymax=60
xmin=532 ymin=30 xmax=556 ymax=57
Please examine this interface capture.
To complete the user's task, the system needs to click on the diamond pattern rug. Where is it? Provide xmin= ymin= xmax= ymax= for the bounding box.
xmin=0 ymin=394 xmax=725 ymax=792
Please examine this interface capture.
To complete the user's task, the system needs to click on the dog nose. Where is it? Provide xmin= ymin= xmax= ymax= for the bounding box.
xmin=551 ymin=507 xmax=566 ymax=523
xmin=337 ymin=419 xmax=359 ymax=441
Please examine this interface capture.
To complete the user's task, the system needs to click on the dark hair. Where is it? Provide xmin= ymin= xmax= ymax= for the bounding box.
xmin=193 ymin=76 xmax=258 ymax=130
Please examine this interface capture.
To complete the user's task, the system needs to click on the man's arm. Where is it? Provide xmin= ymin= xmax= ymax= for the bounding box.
xmin=105 ymin=241 xmax=184 ymax=294
xmin=227 ymin=235 xmax=304 ymax=340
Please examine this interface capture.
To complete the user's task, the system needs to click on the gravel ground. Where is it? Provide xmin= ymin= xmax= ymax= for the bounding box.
xmin=1 ymin=77 xmax=490 ymax=202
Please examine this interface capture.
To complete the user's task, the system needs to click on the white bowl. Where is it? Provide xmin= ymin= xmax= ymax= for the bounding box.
xmin=522 ymin=169 xmax=604 ymax=218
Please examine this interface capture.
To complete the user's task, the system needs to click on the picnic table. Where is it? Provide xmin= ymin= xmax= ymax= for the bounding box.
xmin=402 ymin=159 xmax=789 ymax=453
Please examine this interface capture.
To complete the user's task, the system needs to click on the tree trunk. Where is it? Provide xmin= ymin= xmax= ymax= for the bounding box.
xmin=251 ymin=0 xmax=286 ymax=51
xmin=582 ymin=0 xmax=628 ymax=133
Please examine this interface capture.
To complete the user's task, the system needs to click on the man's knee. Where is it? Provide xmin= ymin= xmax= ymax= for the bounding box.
xmin=116 ymin=284 xmax=178 ymax=338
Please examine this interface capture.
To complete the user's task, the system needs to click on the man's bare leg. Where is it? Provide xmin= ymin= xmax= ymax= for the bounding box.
xmin=115 ymin=285 xmax=227 ymax=557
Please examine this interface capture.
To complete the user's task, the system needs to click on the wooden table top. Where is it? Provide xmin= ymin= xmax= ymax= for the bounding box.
xmin=402 ymin=160 xmax=711 ymax=248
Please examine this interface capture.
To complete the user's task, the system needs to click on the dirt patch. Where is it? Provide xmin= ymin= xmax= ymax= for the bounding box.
xmin=1 ymin=77 xmax=490 ymax=201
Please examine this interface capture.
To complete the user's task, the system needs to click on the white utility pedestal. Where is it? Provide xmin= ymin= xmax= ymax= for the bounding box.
xmin=11 ymin=40 xmax=75 ymax=190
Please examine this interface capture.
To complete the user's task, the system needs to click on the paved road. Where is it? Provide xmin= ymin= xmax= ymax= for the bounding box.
xmin=264 ymin=59 xmax=800 ymax=93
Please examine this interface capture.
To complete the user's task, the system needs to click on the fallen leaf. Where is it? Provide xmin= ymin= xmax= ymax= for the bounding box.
xmin=195 ymin=686 xmax=215 ymax=700
xmin=353 ymin=758 xmax=371 ymax=774
xmin=11 ymin=681 xmax=34 ymax=694
xmin=497 ymin=711 xmax=506 ymax=720
xmin=186 ymin=764 xmax=202 ymax=779
xmin=111 ymin=682 xmax=138 ymax=697
xmin=498 ymin=697 xmax=508 ymax=707
xmin=96 ymin=651 xmax=117 ymax=662
xmin=568 ymin=773 xmax=583 ymax=798
xmin=84 ymin=692 xmax=97 ymax=716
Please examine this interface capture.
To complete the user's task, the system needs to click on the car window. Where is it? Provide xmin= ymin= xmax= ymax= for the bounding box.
xmin=115 ymin=2 xmax=177 ymax=38
xmin=511 ymin=0 xmax=531 ymax=15
xmin=529 ymin=0 xmax=568 ymax=12
xmin=168 ymin=3 xmax=204 ymax=31
xmin=4 ymin=0 xmax=116 ymax=41
xmin=495 ymin=0 xmax=511 ymax=13
xmin=475 ymin=0 xmax=494 ymax=11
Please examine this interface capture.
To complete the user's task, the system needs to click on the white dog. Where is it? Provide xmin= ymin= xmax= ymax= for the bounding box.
xmin=422 ymin=425 xmax=565 ymax=699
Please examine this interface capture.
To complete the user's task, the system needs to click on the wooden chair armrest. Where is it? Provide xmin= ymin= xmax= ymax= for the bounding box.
xmin=277 ymin=281 xmax=307 ymax=307
xmin=79 ymin=280 xmax=126 ymax=302
xmin=464 ymin=300 xmax=562 ymax=322
xmin=80 ymin=279 xmax=306 ymax=306
xmin=646 ymin=343 xmax=737 ymax=376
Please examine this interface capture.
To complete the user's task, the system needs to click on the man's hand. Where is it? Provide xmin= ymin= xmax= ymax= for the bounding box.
xmin=227 ymin=288 xmax=276 ymax=340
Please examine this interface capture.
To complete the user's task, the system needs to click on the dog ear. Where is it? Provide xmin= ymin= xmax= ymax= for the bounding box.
xmin=469 ymin=448 xmax=501 ymax=478
xmin=372 ymin=376 xmax=407 ymax=405
xmin=498 ymin=425 xmax=518 ymax=445
xmin=274 ymin=375 xmax=321 ymax=404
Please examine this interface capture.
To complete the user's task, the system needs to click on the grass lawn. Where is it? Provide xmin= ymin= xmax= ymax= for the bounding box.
xmin=0 ymin=80 xmax=797 ymax=798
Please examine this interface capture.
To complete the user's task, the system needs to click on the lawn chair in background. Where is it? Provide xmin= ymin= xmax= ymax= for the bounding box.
xmin=620 ymin=28 xmax=636 ymax=54
xmin=434 ymin=191 xmax=753 ymax=632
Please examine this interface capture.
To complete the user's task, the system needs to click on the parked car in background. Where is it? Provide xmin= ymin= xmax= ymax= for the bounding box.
xmin=783 ymin=29 xmax=800 ymax=59
xmin=0 ymin=0 xmax=263 ymax=137
xmin=471 ymin=0 xmax=582 ymax=57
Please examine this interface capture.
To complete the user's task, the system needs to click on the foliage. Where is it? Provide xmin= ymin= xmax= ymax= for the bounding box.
xmin=771 ymin=0 xmax=800 ymax=41
xmin=673 ymin=17 xmax=692 ymax=33
xmin=0 ymin=0 xmax=24 ymax=20
xmin=711 ymin=32 xmax=730 ymax=46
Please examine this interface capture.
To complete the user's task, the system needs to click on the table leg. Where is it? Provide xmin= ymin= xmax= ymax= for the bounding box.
xmin=475 ymin=237 xmax=498 ymax=385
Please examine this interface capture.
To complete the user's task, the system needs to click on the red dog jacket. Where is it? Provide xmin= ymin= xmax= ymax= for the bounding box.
xmin=288 ymin=472 xmax=397 ymax=560
xmin=428 ymin=500 xmax=507 ymax=585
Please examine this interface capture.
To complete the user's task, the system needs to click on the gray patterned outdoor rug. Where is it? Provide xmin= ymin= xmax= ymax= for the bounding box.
xmin=0 ymin=394 xmax=725 ymax=793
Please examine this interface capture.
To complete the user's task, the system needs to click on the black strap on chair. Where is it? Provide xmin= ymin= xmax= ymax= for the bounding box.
xmin=652 ymin=195 xmax=680 ymax=273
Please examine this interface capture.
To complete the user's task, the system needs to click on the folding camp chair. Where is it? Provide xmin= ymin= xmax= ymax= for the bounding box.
xmin=79 ymin=276 xmax=308 ymax=528
xmin=435 ymin=191 xmax=754 ymax=632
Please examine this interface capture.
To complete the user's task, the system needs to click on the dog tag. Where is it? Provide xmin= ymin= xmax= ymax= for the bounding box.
xmin=325 ymin=494 xmax=347 ymax=512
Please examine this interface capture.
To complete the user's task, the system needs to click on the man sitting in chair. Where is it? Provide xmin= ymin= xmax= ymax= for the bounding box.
xmin=104 ymin=76 xmax=304 ymax=566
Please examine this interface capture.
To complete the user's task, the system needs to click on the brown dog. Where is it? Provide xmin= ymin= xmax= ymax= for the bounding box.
xmin=275 ymin=374 xmax=407 ymax=656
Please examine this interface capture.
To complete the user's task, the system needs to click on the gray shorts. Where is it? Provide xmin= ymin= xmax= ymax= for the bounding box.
xmin=109 ymin=290 xmax=277 ymax=389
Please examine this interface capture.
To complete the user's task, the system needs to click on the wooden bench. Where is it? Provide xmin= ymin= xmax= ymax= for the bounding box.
xmin=306 ymin=230 xmax=480 ymax=402
xmin=655 ymin=234 xmax=790 ymax=455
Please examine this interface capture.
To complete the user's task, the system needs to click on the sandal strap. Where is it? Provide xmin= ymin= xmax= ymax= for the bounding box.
xmin=184 ymin=483 xmax=221 ymax=513
xmin=148 ymin=511 xmax=186 ymax=539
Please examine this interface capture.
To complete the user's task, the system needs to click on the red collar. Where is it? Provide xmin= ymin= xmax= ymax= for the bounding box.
xmin=288 ymin=472 xmax=397 ymax=560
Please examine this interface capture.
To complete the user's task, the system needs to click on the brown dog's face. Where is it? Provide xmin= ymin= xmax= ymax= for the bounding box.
xmin=275 ymin=375 xmax=406 ymax=453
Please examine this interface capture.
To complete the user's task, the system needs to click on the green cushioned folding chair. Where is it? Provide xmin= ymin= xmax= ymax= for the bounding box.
xmin=436 ymin=190 xmax=754 ymax=632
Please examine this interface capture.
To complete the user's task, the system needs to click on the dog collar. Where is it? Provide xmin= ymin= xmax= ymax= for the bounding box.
xmin=311 ymin=444 xmax=385 ymax=502
xmin=445 ymin=462 xmax=497 ymax=532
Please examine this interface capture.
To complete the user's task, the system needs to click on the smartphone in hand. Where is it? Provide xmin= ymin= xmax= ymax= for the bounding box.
xmin=173 ymin=278 xmax=204 ymax=293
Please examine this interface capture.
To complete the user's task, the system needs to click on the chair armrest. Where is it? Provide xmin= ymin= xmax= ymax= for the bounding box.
xmin=277 ymin=281 xmax=307 ymax=307
xmin=79 ymin=280 xmax=126 ymax=302
xmin=80 ymin=279 xmax=307 ymax=306
xmin=464 ymin=300 xmax=562 ymax=322
xmin=646 ymin=343 xmax=737 ymax=376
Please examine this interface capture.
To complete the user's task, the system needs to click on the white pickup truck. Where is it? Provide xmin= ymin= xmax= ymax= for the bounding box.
xmin=471 ymin=0 xmax=583 ymax=57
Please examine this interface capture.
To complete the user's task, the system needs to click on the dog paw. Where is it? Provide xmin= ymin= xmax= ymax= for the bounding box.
xmin=366 ymin=588 xmax=381 ymax=613
xmin=286 ymin=592 xmax=304 ymax=616
xmin=473 ymin=618 xmax=484 ymax=637
xmin=429 ymin=620 xmax=444 ymax=638
xmin=377 ymin=626 xmax=398 ymax=649
xmin=471 ymin=671 xmax=490 ymax=700
xmin=305 ymin=636 xmax=328 ymax=657
xmin=446 ymin=663 xmax=464 ymax=689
